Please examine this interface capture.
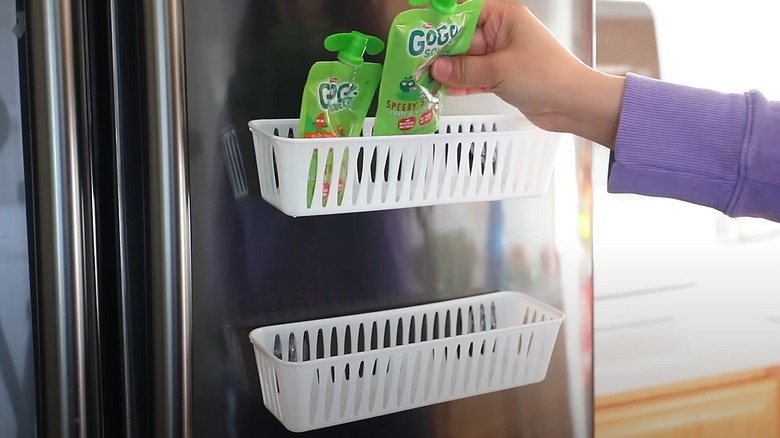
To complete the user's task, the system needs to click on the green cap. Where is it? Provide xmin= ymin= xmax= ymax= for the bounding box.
xmin=324 ymin=31 xmax=385 ymax=67
xmin=409 ymin=0 xmax=457 ymax=14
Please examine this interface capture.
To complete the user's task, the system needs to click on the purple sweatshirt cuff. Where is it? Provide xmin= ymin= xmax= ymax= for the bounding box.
xmin=608 ymin=73 xmax=748 ymax=214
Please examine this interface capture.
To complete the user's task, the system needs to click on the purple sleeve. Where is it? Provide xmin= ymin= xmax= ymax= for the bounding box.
xmin=608 ymin=73 xmax=780 ymax=222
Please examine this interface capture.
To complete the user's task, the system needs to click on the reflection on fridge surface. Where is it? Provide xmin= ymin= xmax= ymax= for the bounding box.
xmin=7 ymin=0 xmax=594 ymax=436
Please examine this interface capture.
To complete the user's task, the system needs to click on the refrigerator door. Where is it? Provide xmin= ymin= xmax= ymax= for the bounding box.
xmin=139 ymin=0 xmax=594 ymax=437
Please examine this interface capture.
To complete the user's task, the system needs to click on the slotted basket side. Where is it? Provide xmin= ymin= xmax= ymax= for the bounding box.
xmin=248 ymin=115 xmax=562 ymax=217
xmin=250 ymin=292 xmax=564 ymax=432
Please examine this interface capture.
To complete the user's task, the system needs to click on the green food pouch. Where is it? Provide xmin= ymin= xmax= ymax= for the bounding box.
xmin=298 ymin=31 xmax=385 ymax=207
xmin=373 ymin=0 xmax=483 ymax=136
xmin=298 ymin=31 xmax=385 ymax=138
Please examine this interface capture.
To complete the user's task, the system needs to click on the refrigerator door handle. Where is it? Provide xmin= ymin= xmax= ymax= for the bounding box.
xmin=142 ymin=0 xmax=193 ymax=437
xmin=26 ymin=0 xmax=96 ymax=437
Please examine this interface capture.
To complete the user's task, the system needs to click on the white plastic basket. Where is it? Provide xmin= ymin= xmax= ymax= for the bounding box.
xmin=248 ymin=115 xmax=562 ymax=217
xmin=248 ymin=291 xmax=565 ymax=432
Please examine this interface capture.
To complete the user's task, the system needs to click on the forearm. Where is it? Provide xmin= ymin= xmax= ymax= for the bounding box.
xmin=556 ymin=69 xmax=625 ymax=148
xmin=607 ymin=73 xmax=780 ymax=222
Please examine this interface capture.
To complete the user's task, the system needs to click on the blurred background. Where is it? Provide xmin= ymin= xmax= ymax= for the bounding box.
xmin=593 ymin=1 xmax=780 ymax=437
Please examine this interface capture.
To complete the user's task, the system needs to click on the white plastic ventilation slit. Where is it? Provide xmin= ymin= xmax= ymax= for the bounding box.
xmin=500 ymin=335 xmax=512 ymax=384
xmin=330 ymin=327 xmax=338 ymax=357
xmin=340 ymin=364 xmax=350 ymax=418
xmin=468 ymin=306 xmax=475 ymax=334
xmin=316 ymin=329 xmax=325 ymax=360
xmin=354 ymin=361 xmax=364 ymax=415
xmin=270 ymin=146 xmax=281 ymax=190
xmin=309 ymin=371 xmax=319 ymax=424
xmin=396 ymin=319 xmax=404 ymax=346
xmin=432 ymin=313 xmax=440 ymax=340
xmin=437 ymin=346 xmax=447 ymax=398
xmin=410 ymin=350 xmax=422 ymax=403
xmin=396 ymin=353 xmax=407 ymax=406
xmin=288 ymin=333 xmax=297 ymax=362
xmin=437 ymin=143 xmax=450 ymax=199
xmin=382 ymin=357 xmax=393 ymax=409
xmin=450 ymin=343 xmax=461 ymax=393
xmin=499 ymin=142 xmax=513 ymax=192
xmin=524 ymin=333 xmax=536 ymax=381
xmin=424 ymin=349 xmax=435 ymax=400
xmin=380 ymin=148 xmax=392 ymax=203
xmin=303 ymin=331 xmax=311 ymax=361
xmin=463 ymin=342 xmax=474 ymax=390
xmin=444 ymin=310 xmax=452 ymax=337
xmin=324 ymin=366 xmax=335 ymax=421
xmin=475 ymin=339 xmax=486 ymax=387
xmin=408 ymin=316 xmax=416 ymax=344
xmin=408 ymin=145 xmax=423 ymax=201
xmin=456 ymin=309 xmax=463 ymax=335
xmin=383 ymin=320 xmax=392 ymax=348
xmin=513 ymin=144 xmax=531 ymax=193
xmin=487 ymin=338 xmax=498 ymax=385
xmin=370 ymin=321 xmax=378 ymax=350
xmin=367 ymin=147 xmax=378 ymax=203
xmin=344 ymin=326 xmax=352 ymax=355
xmin=273 ymin=335 xmax=282 ymax=359
xmin=448 ymin=143 xmax=463 ymax=198
xmin=368 ymin=359 xmax=378 ymax=412
xmin=487 ymin=141 xmax=499 ymax=193
xmin=420 ymin=314 xmax=428 ymax=342
xmin=357 ymin=324 xmax=365 ymax=352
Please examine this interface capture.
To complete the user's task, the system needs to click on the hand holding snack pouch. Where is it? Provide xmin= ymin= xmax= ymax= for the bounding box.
xmin=373 ymin=0 xmax=483 ymax=136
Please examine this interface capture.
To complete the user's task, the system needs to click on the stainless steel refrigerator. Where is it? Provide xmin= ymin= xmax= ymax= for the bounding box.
xmin=3 ymin=0 xmax=594 ymax=436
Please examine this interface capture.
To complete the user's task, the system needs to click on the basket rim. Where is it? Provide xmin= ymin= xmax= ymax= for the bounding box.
xmin=248 ymin=291 xmax=565 ymax=369
xmin=251 ymin=316 xmax=564 ymax=369
xmin=248 ymin=115 xmax=545 ymax=144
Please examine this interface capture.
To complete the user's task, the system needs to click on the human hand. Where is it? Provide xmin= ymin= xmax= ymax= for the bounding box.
xmin=431 ymin=0 xmax=625 ymax=147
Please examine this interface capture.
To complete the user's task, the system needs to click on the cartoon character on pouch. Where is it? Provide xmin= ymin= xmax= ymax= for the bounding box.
xmin=314 ymin=112 xmax=327 ymax=130
xmin=397 ymin=75 xmax=420 ymax=102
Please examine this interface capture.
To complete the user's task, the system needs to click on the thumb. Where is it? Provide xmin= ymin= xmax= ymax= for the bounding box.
xmin=431 ymin=55 xmax=499 ymax=89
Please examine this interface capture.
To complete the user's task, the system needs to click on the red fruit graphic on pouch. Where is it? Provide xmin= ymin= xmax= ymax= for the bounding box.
xmin=398 ymin=116 xmax=416 ymax=131
xmin=314 ymin=113 xmax=327 ymax=130
xmin=420 ymin=110 xmax=433 ymax=125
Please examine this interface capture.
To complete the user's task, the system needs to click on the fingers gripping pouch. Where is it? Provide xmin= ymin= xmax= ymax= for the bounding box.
xmin=373 ymin=0 xmax=483 ymax=136
xmin=298 ymin=31 xmax=385 ymax=207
